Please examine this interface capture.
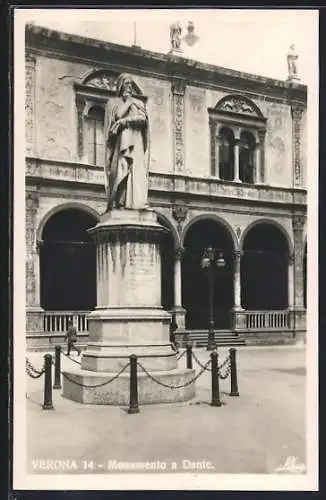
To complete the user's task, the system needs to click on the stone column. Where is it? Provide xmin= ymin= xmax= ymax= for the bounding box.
xmin=254 ymin=142 xmax=261 ymax=184
xmin=233 ymin=250 xmax=243 ymax=311
xmin=172 ymin=247 xmax=186 ymax=329
xmin=215 ymin=134 xmax=220 ymax=180
xmin=292 ymin=214 xmax=306 ymax=309
xmin=291 ymin=103 xmax=305 ymax=187
xmin=25 ymin=54 xmax=36 ymax=155
xmin=288 ymin=253 xmax=295 ymax=309
xmin=26 ymin=192 xmax=43 ymax=333
xmin=258 ymin=129 xmax=266 ymax=184
xmin=234 ymin=137 xmax=241 ymax=182
xmin=292 ymin=213 xmax=307 ymax=338
xmin=171 ymin=78 xmax=186 ymax=173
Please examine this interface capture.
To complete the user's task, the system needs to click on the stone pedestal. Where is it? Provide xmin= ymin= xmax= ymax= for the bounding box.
xmin=63 ymin=209 xmax=196 ymax=404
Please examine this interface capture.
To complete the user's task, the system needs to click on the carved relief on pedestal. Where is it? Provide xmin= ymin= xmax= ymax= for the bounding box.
xmin=291 ymin=104 xmax=304 ymax=186
xmin=25 ymin=55 xmax=36 ymax=154
xmin=171 ymin=79 xmax=186 ymax=172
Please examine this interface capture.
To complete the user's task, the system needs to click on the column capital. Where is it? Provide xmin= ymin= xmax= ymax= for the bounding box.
xmin=171 ymin=78 xmax=187 ymax=96
xmin=292 ymin=213 xmax=306 ymax=232
xmin=172 ymin=203 xmax=188 ymax=224
xmin=26 ymin=191 xmax=39 ymax=210
xmin=289 ymin=252 xmax=295 ymax=265
xmin=291 ymin=103 xmax=305 ymax=121
xmin=258 ymin=128 xmax=266 ymax=140
xmin=233 ymin=250 xmax=244 ymax=260
xmin=175 ymin=246 xmax=185 ymax=260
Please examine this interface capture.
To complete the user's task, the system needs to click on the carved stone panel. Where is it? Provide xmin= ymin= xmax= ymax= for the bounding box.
xmin=171 ymin=79 xmax=186 ymax=172
xmin=25 ymin=55 xmax=36 ymax=154
xmin=291 ymin=104 xmax=304 ymax=186
xmin=25 ymin=192 xmax=39 ymax=307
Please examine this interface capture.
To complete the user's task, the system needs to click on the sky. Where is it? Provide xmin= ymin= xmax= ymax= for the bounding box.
xmin=22 ymin=8 xmax=318 ymax=85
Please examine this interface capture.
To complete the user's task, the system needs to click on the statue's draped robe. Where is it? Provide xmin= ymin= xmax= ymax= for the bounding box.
xmin=104 ymin=97 xmax=149 ymax=210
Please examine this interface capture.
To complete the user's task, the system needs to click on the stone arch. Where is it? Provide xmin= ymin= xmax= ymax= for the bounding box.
xmin=155 ymin=211 xmax=180 ymax=249
xmin=215 ymin=94 xmax=264 ymax=118
xmin=181 ymin=213 xmax=239 ymax=250
xmin=37 ymin=202 xmax=100 ymax=243
xmin=239 ymin=218 xmax=293 ymax=255
xmin=240 ymin=219 xmax=291 ymax=310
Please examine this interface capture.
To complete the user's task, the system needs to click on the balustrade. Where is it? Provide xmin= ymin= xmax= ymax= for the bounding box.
xmin=43 ymin=311 xmax=89 ymax=333
xmin=245 ymin=310 xmax=290 ymax=330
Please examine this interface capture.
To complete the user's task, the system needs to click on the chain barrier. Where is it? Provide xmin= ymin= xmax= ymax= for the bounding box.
xmin=190 ymin=350 xmax=231 ymax=379
xmin=61 ymin=351 xmax=81 ymax=365
xmin=176 ymin=349 xmax=186 ymax=361
xmin=218 ymin=356 xmax=231 ymax=380
xmin=61 ymin=362 xmax=130 ymax=389
xmin=137 ymin=359 xmax=211 ymax=389
xmin=26 ymin=357 xmax=45 ymax=379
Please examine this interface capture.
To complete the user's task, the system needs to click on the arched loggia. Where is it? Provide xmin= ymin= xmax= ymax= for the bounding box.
xmin=40 ymin=208 xmax=97 ymax=311
xmin=241 ymin=223 xmax=290 ymax=310
xmin=182 ymin=219 xmax=235 ymax=330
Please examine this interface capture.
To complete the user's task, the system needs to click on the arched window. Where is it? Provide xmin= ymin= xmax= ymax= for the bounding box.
xmin=239 ymin=131 xmax=255 ymax=184
xmin=218 ymin=127 xmax=234 ymax=181
xmin=86 ymin=106 xmax=105 ymax=166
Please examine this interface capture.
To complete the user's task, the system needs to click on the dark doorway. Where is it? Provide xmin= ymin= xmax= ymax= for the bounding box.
xmin=182 ymin=219 xmax=234 ymax=330
xmin=40 ymin=209 xmax=97 ymax=311
xmin=158 ymin=217 xmax=175 ymax=311
xmin=241 ymin=223 xmax=289 ymax=310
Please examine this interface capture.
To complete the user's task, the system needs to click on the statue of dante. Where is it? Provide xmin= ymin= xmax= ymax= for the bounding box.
xmin=104 ymin=73 xmax=150 ymax=211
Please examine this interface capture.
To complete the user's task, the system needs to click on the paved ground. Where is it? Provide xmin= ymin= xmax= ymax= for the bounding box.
xmin=25 ymin=346 xmax=306 ymax=475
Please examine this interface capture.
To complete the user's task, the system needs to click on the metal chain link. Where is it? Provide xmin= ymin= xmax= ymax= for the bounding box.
xmin=218 ymin=357 xmax=231 ymax=380
xmin=61 ymin=362 xmax=130 ymax=388
xmin=137 ymin=359 xmax=211 ymax=389
xmin=190 ymin=350 xmax=231 ymax=379
xmin=176 ymin=349 xmax=186 ymax=361
xmin=26 ymin=358 xmax=45 ymax=379
xmin=191 ymin=350 xmax=212 ymax=371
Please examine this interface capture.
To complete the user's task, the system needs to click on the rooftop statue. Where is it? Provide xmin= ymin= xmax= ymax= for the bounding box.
xmin=104 ymin=74 xmax=150 ymax=211
xmin=287 ymin=44 xmax=299 ymax=80
xmin=170 ymin=21 xmax=182 ymax=51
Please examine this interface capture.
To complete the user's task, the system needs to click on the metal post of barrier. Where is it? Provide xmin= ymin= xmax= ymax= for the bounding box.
xmin=211 ymin=351 xmax=221 ymax=407
xmin=42 ymin=354 xmax=54 ymax=410
xmin=53 ymin=345 xmax=62 ymax=390
xmin=186 ymin=343 xmax=193 ymax=369
xmin=229 ymin=348 xmax=239 ymax=396
xmin=128 ymin=354 xmax=140 ymax=414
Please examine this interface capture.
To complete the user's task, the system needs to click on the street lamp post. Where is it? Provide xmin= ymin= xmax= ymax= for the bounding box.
xmin=200 ymin=248 xmax=226 ymax=351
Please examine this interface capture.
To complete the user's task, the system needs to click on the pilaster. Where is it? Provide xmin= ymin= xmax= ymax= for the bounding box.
xmin=26 ymin=191 xmax=43 ymax=332
xmin=171 ymin=78 xmax=186 ymax=173
xmin=25 ymin=55 xmax=36 ymax=155
xmin=291 ymin=104 xmax=305 ymax=187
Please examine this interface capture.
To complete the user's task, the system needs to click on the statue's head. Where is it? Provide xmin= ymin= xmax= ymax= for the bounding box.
xmin=116 ymin=73 xmax=134 ymax=100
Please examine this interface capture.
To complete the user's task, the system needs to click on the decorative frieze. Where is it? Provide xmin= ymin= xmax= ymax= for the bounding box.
xmin=25 ymin=55 xmax=36 ymax=154
xmin=291 ymin=104 xmax=305 ymax=186
xmin=171 ymin=79 xmax=186 ymax=172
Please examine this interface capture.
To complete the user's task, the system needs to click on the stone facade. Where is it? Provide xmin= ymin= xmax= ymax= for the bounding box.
xmin=25 ymin=24 xmax=308 ymax=346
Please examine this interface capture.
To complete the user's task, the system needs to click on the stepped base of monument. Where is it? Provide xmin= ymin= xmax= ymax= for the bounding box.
xmin=82 ymin=342 xmax=178 ymax=372
xmin=62 ymin=367 xmax=196 ymax=405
